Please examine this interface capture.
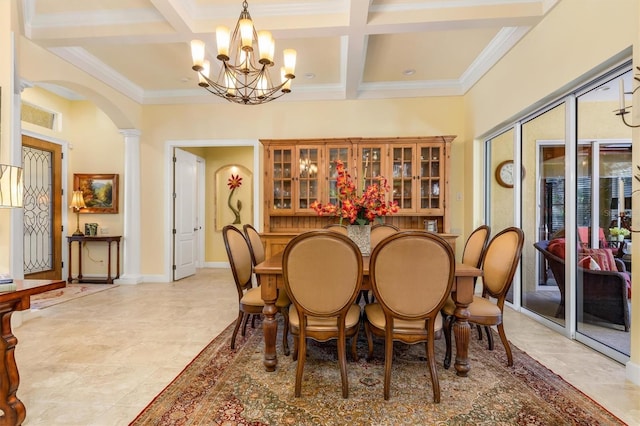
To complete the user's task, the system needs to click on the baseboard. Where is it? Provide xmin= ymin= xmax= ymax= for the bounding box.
xmin=626 ymin=359 xmax=640 ymax=386
xmin=203 ymin=262 xmax=229 ymax=268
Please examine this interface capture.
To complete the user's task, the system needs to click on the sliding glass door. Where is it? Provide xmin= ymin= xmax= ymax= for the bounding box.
xmin=521 ymin=104 xmax=566 ymax=325
xmin=575 ymin=71 xmax=633 ymax=359
xmin=485 ymin=63 xmax=633 ymax=363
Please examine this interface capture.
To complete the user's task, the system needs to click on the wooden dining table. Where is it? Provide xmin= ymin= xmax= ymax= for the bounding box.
xmin=254 ymin=251 xmax=482 ymax=377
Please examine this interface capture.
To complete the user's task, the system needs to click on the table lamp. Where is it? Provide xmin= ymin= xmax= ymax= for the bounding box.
xmin=0 ymin=164 xmax=24 ymax=285
xmin=0 ymin=164 xmax=23 ymax=208
xmin=70 ymin=190 xmax=86 ymax=236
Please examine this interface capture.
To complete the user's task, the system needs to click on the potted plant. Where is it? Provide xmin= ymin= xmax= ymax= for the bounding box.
xmin=311 ymin=160 xmax=399 ymax=254
xmin=609 ymin=226 xmax=630 ymax=241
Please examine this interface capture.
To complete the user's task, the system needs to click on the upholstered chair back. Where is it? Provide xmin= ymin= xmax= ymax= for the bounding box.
xmin=482 ymin=227 xmax=524 ymax=299
xmin=223 ymin=225 xmax=254 ymax=297
xmin=461 ymin=225 xmax=490 ymax=269
xmin=284 ymin=231 xmax=362 ymax=317
xmin=323 ymin=224 xmax=348 ymax=235
xmin=370 ymin=223 xmax=400 ymax=250
xmin=371 ymin=231 xmax=454 ymax=319
xmin=243 ymin=224 xmax=265 ymax=265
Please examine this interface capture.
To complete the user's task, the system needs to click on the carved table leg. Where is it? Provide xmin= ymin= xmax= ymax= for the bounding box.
xmin=452 ymin=276 xmax=474 ymax=377
xmin=261 ymin=275 xmax=279 ymax=372
xmin=0 ymin=304 xmax=26 ymax=425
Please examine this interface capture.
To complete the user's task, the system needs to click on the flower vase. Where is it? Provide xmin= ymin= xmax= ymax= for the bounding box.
xmin=617 ymin=234 xmax=625 ymax=242
xmin=347 ymin=224 xmax=371 ymax=256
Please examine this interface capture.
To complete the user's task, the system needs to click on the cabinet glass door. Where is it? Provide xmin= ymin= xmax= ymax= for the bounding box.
xmin=360 ymin=146 xmax=384 ymax=191
xmin=391 ymin=146 xmax=414 ymax=210
xmin=327 ymin=146 xmax=350 ymax=205
xmin=271 ymin=148 xmax=293 ymax=211
xmin=419 ymin=145 xmax=442 ymax=211
xmin=297 ymin=147 xmax=320 ymax=211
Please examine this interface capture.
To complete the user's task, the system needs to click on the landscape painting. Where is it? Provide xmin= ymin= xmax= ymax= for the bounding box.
xmin=73 ymin=173 xmax=119 ymax=214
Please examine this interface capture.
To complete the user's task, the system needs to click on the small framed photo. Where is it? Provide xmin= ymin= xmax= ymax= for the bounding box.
xmin=73 ymin=173 xmax=119 ymax=214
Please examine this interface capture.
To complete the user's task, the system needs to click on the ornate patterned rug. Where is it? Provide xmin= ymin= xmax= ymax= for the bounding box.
xmin=131 ymin=320 xmax=623 ymax=425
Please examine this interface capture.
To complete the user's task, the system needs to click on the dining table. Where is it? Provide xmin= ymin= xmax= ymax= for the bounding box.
xmin=254 ymin=251 xmax=482 ymax=377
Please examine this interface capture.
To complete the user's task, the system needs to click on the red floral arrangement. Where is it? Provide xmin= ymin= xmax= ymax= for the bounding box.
xmin=311 ymin=160 xmax=398 ymax=225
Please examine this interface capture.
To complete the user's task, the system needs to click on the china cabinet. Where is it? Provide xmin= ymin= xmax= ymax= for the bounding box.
xmin=261 ymin=136 xmax=455 ymax=241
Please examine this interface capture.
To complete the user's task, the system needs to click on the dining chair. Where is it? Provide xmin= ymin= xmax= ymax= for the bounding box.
xmin=364 ymin=231 xmax=455 ymax=402
xmin=283 ymin=230 xmax=363 ymax=398
xmin=458 ymin=225 xmax=491 ymax=342
xmin=370 ymin=223 xmax=400 ymax=250
xmin=223 ymin=225 xmax=291 ymax=354
xmin=243 ymin=223 xmax=291 ymax=355
xmin=442 ymin=227 xmax=524 ymax=369
xmin=323 ymin=223 xmax=348 ymax=235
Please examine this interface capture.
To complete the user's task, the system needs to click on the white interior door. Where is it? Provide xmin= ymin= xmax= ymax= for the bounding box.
xmin=173 ymin=148 xmax=197 ymax=280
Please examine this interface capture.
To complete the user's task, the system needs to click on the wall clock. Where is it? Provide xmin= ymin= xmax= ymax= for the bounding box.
xmin=495 ymin=160 xmax=524 ymax=188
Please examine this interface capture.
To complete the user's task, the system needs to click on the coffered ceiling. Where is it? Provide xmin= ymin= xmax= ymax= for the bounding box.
xmin=17 ymin=0 xmax=559 ymax=104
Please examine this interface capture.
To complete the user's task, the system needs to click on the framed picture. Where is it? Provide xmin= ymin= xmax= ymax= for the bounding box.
xmin=73 ymin=173 xmax=119 ymax=214
xmin=215 ymin=165 xmax=252 ymax=230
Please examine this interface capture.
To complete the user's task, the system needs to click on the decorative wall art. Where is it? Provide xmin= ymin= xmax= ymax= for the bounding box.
xmin=215 ymin=165 xmax=252 ymax=230
xmin=73 ymin=173 xmax=119 ymax=214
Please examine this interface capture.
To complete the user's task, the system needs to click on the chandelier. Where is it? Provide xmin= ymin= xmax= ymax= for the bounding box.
xmin=190 ymin=1 xmax=296 ymax=105
xmin=615 ymin=66 xmax=640 ymax=128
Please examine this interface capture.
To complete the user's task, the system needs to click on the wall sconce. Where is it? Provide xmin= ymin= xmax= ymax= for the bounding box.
xmin=69 ymin=190 xmax=86 ymax=236
xmin=615 ymin=66 xmax=640 ymax=128
xmin=0 ymin=164 xmax=23 ymax=208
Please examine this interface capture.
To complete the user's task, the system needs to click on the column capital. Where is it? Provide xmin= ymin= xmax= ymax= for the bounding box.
xmin=119 ymin=128 xmax=141 ymax=138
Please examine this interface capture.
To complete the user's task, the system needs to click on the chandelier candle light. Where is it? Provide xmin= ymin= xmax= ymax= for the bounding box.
xmin=190 ymin=1 xmax=296 ymax=105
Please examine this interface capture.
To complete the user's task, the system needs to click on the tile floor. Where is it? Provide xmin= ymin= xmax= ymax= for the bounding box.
xmin=11 ymin=268 xmax=640 ymax=425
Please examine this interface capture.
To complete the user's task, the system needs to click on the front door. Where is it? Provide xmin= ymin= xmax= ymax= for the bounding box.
xmin=22 ymin=135 xmax=63 ymax=280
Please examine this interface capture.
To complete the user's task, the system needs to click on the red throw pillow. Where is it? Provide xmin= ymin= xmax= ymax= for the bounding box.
xmin=548 ymin=238 xmax=566 ymax=259
xmin=577 ymin=255 xmax=600 ymax=270
xmin=580 ymin=248 xmax=616 ymax=271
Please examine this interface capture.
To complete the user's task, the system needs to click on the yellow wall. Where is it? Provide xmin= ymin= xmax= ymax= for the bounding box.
xmin=20 ymin=88 xmax=125 ymax=276
xmin=140 ymin=98 xmax=466 ymax=269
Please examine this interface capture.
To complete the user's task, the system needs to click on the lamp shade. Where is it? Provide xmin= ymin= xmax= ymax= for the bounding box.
xmin=70 ymin=191 xmax=86 ymax=209
xmin=0 ymin=164 xmax=23 ymax=208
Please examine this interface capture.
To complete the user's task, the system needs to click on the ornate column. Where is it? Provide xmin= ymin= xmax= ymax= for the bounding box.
xmin=115 ymin=129 xmax=143 ymax=284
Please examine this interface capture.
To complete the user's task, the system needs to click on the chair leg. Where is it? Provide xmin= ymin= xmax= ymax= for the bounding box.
xmin=281 ymin=308 xmax=290 ymax=356
xmin=383 ymin=334 xmax=393 ymax=400
xmin=338 ymin=330 xmax=349 ymax=398
xmin=484 ymin=326 xmax=494 ymax=350
xmin=294 ymin=334 xmax=306 ymax=397
xmin=292 ymin=334 xmax=299 ymax=361
xmin=231 ymin=311 xmax=244 ymax=349
xmin=476 ymin=324 xmax=483 ymax=340
xmin=241 ymin=313 xmax=250 ymax=336
xmin=443 ymin=314 xmax=454 ymax=369
xmin=364 ymin=321 xmax=374 ymax=361
xmin=425 ymin=338 xmax=440 ymax=403
xmin=350 ymin=327 xmax=359 ymax=362
xmin=251 ymin=314 xmax=257 ymax=329
xmin=497 ymin=323 xmax=513 ymax=366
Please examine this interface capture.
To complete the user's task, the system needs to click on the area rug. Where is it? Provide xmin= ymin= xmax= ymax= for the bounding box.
xmin=30 ymin=283 xmax=117 ymax=310
xmin=130 ymin=320 xmax=624 ymax=426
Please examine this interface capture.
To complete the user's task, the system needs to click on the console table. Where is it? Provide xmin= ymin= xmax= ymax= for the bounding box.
xmin=0 ymin=279 xmax=66 ymax=425
xmin=67 ymin=235 xmax=121 ymax=284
